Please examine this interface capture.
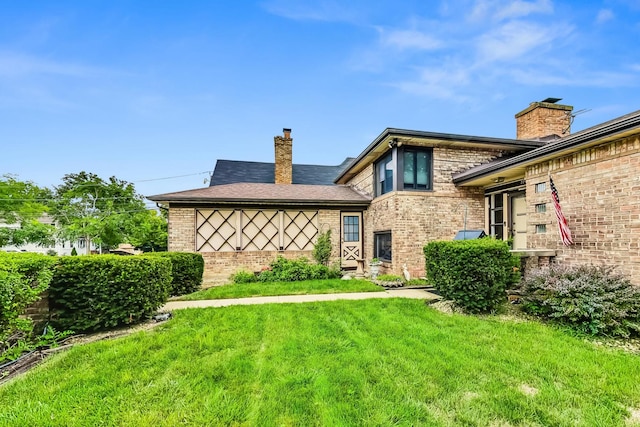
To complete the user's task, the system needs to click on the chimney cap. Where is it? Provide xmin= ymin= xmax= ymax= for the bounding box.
xmin=283 ymin=128 xmax=292 ymax=133
xmin=541 ymin=97 xmax=562 ymax=104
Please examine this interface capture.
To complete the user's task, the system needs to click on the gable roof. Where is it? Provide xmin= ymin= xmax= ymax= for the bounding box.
xmin=334 ymin=128 xmax=546 ymax=184
xmin=453 ymin=108 xmax=640 ymax=186
xmin=148 ymin=183 xmax=371 ymax=207
xmin=210 ymin=158 xmax=355 ymax=186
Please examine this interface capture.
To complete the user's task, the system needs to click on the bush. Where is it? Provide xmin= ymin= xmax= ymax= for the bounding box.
xmin=48 ymin=255 xmax=172 ymax=332
xmin=0 ymin=253 xmax=57 ymax=356
xmin=145 ymin=252 xmax=204 ymax=296
xmin=312 ymin=230 xmax=332 ymax=266
xmin=257 ymin=256 xmax=341 ymax=282
xmin=424 ymin=239 xmax=518 ymax=313
xmin=231 ymin=270 xmax=257 ymax=284
xmin=519 ymin=264 xmax=640 ymax=337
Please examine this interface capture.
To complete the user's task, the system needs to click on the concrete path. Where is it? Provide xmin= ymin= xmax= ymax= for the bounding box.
xmin=162 ymin=288 xmax=440 ymax=311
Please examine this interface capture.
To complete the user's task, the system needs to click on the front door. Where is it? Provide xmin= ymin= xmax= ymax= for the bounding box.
xmin=340 ymin=212 xmax=363 ymax=268
xmin=511 ymin=195 xmax=527 ymax=250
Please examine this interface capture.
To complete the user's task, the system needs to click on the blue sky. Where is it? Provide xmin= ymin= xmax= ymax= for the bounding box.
xmin=2 ymin=0 xmax=639 ymax=200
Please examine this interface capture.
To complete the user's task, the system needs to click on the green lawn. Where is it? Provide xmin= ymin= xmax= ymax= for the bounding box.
xmin=1 ymin=299 xmax=639 ymax=426
xmin=177 ymin=278 xmax=384 ymax=300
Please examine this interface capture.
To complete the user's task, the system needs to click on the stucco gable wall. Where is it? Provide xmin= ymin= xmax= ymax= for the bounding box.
xmin=526 ymin=134 xmax=640 ymax=283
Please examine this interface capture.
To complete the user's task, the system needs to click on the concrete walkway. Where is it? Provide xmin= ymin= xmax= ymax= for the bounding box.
xmin=162 ymin=288 xmax=440 ymax=311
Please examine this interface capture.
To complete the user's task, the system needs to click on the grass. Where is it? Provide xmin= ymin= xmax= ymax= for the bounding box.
xmin=1 ymin=299 xmax=640 ymax=426
xmin=177 ymin=278 xmax=384 ymax=300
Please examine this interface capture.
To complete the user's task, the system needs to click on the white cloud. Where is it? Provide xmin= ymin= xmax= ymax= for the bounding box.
xmin=468 ymin=0 xmax=553 ymax=22
xmin=393 ymin=65 xmax=472 ymax=102
xmin=475 ymin=21 xmax=572 ymax=63
xmin=261 ymin=0 xmax=362 ymax=23
xmin=595 ymin=9 xmax=614 ymax=24
xmin=379 ymin=29 xmax=442 ymax=50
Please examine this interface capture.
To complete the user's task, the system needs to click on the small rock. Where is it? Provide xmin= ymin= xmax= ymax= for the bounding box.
xmin=153 ymin=312 xmax=172 ymax=322
xmin=341 ymin=274 xmax=352 ymax=280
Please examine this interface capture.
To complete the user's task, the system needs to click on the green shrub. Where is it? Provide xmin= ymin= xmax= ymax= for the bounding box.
xmin=257 ymin=256 xmax=341 ymax=282
xmin=424 ymin=239 xmax=518 ymax=313
xmin=48 ymin=255 xmax=172 ymax=332
xmin=312 ymin=230 xmax=332 ymax=266
xmin=0 ymin=253 xmax=57 ymax=356
xmin=376 ymin=274 xmax=404 ymax=282
xmin=231 ymin=270 xmax=257 ymax=284
xmin=145 ymin=252 xmax=204 ymax=296
xmin=519 ymin=264 xmax=640 ymax=337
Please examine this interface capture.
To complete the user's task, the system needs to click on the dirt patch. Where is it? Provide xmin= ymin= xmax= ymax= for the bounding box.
xmin=1 ymin=320 xmax=166 ymax=386
xmin=626 ymin=407 xmax=640 ymax=426
xmin=519 ymin=384 xmax=539 ymax=397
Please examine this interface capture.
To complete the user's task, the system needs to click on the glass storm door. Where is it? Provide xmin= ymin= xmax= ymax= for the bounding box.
xmin=340 ymin=212 xmax=363 ymax=268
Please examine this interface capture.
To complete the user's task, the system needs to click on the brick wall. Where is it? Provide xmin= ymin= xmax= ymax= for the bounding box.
xmin=168 ymin=207 xmax=195 ymax=252
xmin=354 ymin=145 xmax=505 ymax=278
xmin=526 ymin=134 xmax=640 ymax=283
xmin=516 ymin=102 xmax=573 ymax=140
xmin=274 ymin=133 xmax=293 ymax=185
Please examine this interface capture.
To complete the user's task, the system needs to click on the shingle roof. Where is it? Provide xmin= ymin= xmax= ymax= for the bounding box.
xmin=148 ymin=183 xmax=371 ymax=207
xmin=210 ymin=158 xmax=355 ymax=186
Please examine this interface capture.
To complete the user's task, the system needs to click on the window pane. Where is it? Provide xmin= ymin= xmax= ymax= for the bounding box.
xmin=416 ymin=152 xmax=428 ymax=187
xmin=403 ymin=152 xmax=414 ymax=185
xmin=376 ymin=153 xmax=394 ymax=196
xmin=374 ymin=232 xmax=392 ymax=261
xmin=343 ymin=216 xmax=359 ymax=242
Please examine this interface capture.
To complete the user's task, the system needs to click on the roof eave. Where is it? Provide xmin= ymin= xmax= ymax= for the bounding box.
xmin=334 ymin=128 xmax=544 ymax=184
xmin=150 ymin=197 xmax=371 ymax=207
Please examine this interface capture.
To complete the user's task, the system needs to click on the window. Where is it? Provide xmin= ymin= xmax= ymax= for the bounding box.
xmin=535 ymin=182 xmax=546 ymax=193
xmin=536 ymin=224 xmax=547 ymax=233
xmin=374 ymin=231 xmax=392 ymax=262
xmin=535 ymin=203 xmax=547 ymax=213
xmin=403 ymin=149 xmax=432 ymax=190
xmin=343 ymin=215 xmax=359 ymax=242
xmin=375 ymin=152 xmax=394 ymax=196
xmin=374 ymin=147 xmax=433 ymax=196
xmin=487 ymin=194 xmax=504 ymax=240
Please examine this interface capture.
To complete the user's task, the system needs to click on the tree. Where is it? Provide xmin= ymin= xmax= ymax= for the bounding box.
xmin=129 ymin=209 xmax=168 ymax=252
xmin=0 ymin=175 xmax=54 ymax=247
xmin=49 ymin=172 xmax=147 ymax=254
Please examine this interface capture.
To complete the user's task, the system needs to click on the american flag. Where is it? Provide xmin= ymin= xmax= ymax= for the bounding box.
xmin=549 ymin=176 xmax=573 ymax=246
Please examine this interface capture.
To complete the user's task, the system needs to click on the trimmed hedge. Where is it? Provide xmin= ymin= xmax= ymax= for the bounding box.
xmin=424 ymin=239 xmax=518 ymax=313
xmin=519 ymin=264 xmax=640 ymax=337
xmin=0 ymin=253 xmax=57 ymax=353
xmin=145 ymin=252 xmax=204 ymax=296
xmin=48 ymin=255 xmax=171 ymax=332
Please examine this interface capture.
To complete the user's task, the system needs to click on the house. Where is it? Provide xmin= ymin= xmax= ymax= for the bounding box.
xmin=149 ymin=100 xmax=640 ymax=284
xmin=0 ymin=213 xmax=98 ymax=256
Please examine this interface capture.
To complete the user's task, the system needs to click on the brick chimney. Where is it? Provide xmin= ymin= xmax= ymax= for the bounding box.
xmin=515 ymin=98 xmax=573 ymax=140
xmin=274 ymin=128 xmax=292 ymax=184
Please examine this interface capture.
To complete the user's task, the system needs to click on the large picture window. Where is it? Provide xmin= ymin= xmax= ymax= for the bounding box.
xmin=374 ymin=231 xmax=392 ymax=262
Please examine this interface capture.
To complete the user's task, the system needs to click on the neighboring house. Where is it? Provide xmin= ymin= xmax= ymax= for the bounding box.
xmin=0 ymin=213 xmax=98 ymax=256
xmin=149 ymin=100 xmax=640 ymax=284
